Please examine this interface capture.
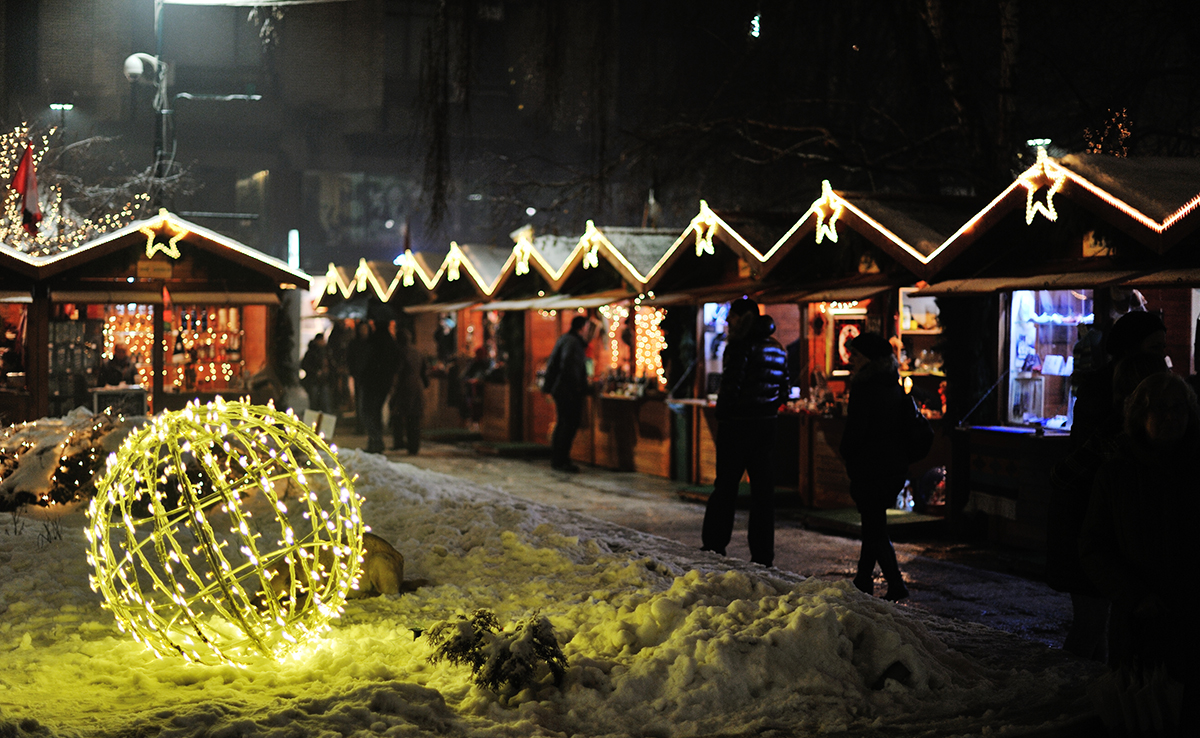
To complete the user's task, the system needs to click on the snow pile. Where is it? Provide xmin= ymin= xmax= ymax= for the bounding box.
xmin=0 ymin=449 xmax=1087 ymax=737
xmin=0 ymin=408 xmax=142 ymax=514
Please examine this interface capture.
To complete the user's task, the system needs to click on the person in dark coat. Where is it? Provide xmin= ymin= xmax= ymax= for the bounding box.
xmin=701 ymin=297 xmax=788 ymax=567
xmin=1070 ymin=310 xmax=1167 ymax=448
xmin=301 ymin=333 xmax=332 ymax=414
xmin=346 ymin=321 xmax=371 ymax=433
xmin=839 ymin=332 xmax=910 ymax=601
xmin=390 ymin=327 xmax=429 ymax=455
xmin=1080 ymin=372 xmax=1200 ymax=716
xmin=543 ymin=315 xmax=593 ymax=472
xmin=1050 ymin=309 xmax=1167 ymax=659
xmin=360 ymin=322 xmax=400 ymax=454
xmin=1048 ymin=351 xmax=1168 ymax=661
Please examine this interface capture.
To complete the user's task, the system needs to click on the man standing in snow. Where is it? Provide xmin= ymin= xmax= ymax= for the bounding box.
xmin=701 ymin=297 xmax=788 ymax=567
xmin=543 ymin=315 xmax=593 ymax=473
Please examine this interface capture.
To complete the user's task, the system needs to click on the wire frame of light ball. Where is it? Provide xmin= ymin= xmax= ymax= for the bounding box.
xmin=85 ymin=399 xmax=365 ymax=666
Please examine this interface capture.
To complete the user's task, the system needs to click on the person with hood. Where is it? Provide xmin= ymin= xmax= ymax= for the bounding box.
xmin=700 ymin=297 xmax=788 ymax=567
xmin=839 ymin=332 xmax=910 ymax=601
xmin=1080 ymin=372 xmax=1200 ymax=723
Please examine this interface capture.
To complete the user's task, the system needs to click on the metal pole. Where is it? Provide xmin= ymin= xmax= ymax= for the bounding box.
xmin=152 ymin=0 xmax=166 ymax=205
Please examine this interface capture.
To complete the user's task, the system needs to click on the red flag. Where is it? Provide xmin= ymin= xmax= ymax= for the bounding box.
xmin=10 ymin=143 xmax=41 ymax=235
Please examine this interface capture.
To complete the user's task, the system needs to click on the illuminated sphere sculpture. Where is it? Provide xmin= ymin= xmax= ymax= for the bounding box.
xmin=86 ymin=399 xmax=364 ymax=665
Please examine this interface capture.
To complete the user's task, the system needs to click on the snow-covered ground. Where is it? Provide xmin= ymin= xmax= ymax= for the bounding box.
xmin=1 ymin=448 xmax=1095 ymax=737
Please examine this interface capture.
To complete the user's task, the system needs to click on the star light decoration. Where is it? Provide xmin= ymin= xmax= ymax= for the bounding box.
xmin=691 ymin=201 xmax=719 ymax=257
xmin=514 ymin=239 xmax=533 ymax=276
xmin=141 ymin=208 xmax=187 ymax=259
xmin=1021 ymin=147 xmax=1067 ymax=225
xmin=811 ymin=180 xmax=844 ymax=244
xmin=85 ymin=399 xmax=365 ymax=666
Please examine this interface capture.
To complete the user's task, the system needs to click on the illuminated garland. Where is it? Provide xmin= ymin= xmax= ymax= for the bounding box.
xmin=169 ymin=307 xmax=244 ymax=390
xmin=0 ymin=125 xmax=146 ymax=255
xmin=633 ymin=307 xmax=666 ymax=383
xmin=86 ymin=399 xmax=364 ymax=666
xmin=598 ymin=304 xmax=628 ymax=370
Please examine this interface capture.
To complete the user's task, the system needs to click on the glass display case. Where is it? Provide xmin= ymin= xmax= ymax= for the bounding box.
xmin=898 ymin=287 xmax=943 ymax=378
xmin=1007 ymin=289 xmax=1093 ymax=428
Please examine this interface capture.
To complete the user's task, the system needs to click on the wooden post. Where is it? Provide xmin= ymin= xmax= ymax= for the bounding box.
xmin=153 ymin=301 xmax=164 ymax=413
xmin=28 ymin=285 xmax=50 ymax=419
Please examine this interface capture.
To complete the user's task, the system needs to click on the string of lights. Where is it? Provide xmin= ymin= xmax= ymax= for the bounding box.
xmin=86 ymin=399 xmax=365 ymax=666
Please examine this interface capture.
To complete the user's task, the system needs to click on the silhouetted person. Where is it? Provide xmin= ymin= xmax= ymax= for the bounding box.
xmin=99 ymin=344 xmax=135 ymax=387
xmin=1081 ymin=372 xmax=1200 ymax=729
xmin=1054 ymin=309 xmax=1167 ymax=658
xmin=543 ymin=315 xmax=593 ymax=472
xmin=840 ymin=332 xmax=909 ymax=601
xmin=701 ymin=298 xmax=787 ymax=567
xmin=301 ymin=333 xmax=332 ymax=414
xmin=346 ymin=322 xmax=370 ymax=433
xmin=1049 ymin=351 xmax=1168 ymax=661
xmin=1071 ymin=310 xmax=1167 ymax=449
xmin=390 ymin=328 xmax=428 ymax=454
xmin=360 ymin=323 xmax=400 ymax=454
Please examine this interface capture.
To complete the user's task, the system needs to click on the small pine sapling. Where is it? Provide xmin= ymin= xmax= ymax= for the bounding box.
xmin=425 ymin=609 xmax=567 ymax=692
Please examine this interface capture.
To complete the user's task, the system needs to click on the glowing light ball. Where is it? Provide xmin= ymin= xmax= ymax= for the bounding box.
xmin=86 ymin=399 xmax=364 ymax=666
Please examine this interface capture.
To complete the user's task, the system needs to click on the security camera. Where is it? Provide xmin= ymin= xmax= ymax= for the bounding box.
xmin=124 ymin=53 xmax=162 ymax=85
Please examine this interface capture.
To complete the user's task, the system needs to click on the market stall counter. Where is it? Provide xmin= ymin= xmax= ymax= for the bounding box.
xmin=592 ymin=391 xmax=672 ymax=477
xmin=949 ymin=425 xmax=1069 ymax=551
xmin=677 ymin=398 xmax=800 ymax=493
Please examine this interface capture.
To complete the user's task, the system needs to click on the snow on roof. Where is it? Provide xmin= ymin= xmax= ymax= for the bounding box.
xmin=33 ymin=209 xmax=311 ymax=287
xmin=532 ymin=234 xmax=582 ymax=275
xmin=845 ymin=196 xmax=985 ymax=260
xmin=595 ymin=226 xmax=680 ymax=282
xmin=1057 ymin=153 xmax=1200 ymax=224
xmin=454 ymin=242 xmax=513 ymax=295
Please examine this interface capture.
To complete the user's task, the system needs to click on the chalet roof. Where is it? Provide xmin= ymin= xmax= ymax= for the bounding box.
xmin=762 ymin=182 xmax=980 ymax=281
xmin=532 ymin=234 xmax=581 ymax=275
xmin=1056 ymin=154 xmax=1200 ymax=224
xmin=596 ymin=226 xmax=680 ymax=281
xmin=452 ymin=243 xmax=512 ymax=295
xmin=31 ymin=210 xmax=310 ymax=286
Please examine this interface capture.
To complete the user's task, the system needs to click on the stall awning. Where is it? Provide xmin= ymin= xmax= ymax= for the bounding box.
xmin=469 ymin=289 xmax=636 ymax=312
xmin=0 ymin=291 xmax=31 ymax=303
xmin=1120 ymin=268 xmax=1200 ymax=287
xmin=474 ymin=296 xmax=554 ymax=311
xmin=763 ymin=284 xmax=893 ymax=303
xmin=540 ymin=289 xmax=634 ymax=309
xmin=49 ymin=290 xmax=281 ymax=304
xmin=914 ymin=271 xmax=1141 ymax=296
xmin=643 ymin=285 xmax=756 ymax=306
xmin=405 ymin=300 xmax=478 ymax=314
